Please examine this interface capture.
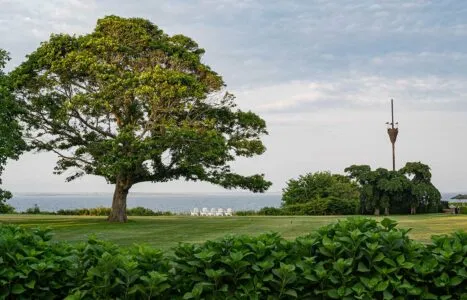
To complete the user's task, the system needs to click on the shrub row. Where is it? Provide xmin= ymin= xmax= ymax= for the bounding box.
xmin=444 ymin=202 xmax=467 ymax=215
xmin=237 ymin=197 xmax=359 ymax=216
xmin=1 ymin=218 xmax=466 ymax=299
xmin=15 ymin=205 xmax=174 ymax=216
xmin=0 ymin=203 xmax=15 ymax=214
xmin=283 ymin=197 xmax=359 ymax=215
xmin=56 ymin=206 xmax=173 ymax=216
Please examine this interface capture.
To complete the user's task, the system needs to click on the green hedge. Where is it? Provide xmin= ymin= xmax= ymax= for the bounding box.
xmin=56 ymin=206 xmax=173 ymax=216
xmin=14 ymin=206 xmax=175 ymax=216
xmin=242 ymin=197 xmax=359 ymax=216
xmin=1 ymin=218 xmax=466 ymax=299
xmin=234 ymin=210 xmax=258 ymax=216
xmin=282 ymin=197 xmax=359 ymax=215
xmin=447 ymin=202 xmax=467 ymax=214
xmin=0 ymin=203 xmax=14 ymax=214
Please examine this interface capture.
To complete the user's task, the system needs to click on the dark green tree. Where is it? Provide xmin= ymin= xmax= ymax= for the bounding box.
xmin=346 ymin=166 xmax=405 ymax=216
xmin=346 ymin=162 xmax=440 ymax=215
xmin=0 ymin=49 xmax=26 ymax=212
xmin=345 ymin=165 xmax=380 ymax=215
xmin=11 ymin=16 xmax=271 ymax=222
xmin=377 ymin=169 xmax=410 ymax=216
xmin=400 ymin=162 xmax=440 ymax=214
xmin=282 ymin=171 xmax=360 ymax=206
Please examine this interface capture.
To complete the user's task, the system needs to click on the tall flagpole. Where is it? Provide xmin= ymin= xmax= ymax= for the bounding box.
xmin=386 ymin=99 xmax=399 ymax=171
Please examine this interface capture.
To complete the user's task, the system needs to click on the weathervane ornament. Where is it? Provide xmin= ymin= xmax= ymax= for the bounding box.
xmin=386 ymin=99 xmax=398 ymax=171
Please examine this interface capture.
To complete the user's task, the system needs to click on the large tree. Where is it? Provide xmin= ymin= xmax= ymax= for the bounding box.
xmin=11 ymin=16 xmax=271 ymax=222
xmin=346 ymin=162 xmax=440 ymax=215
xmin=376 ymin=169 xmax=410 ymax=216
xmin=346 ymin=166 xmax=402 ymax=215
xmin=345 ymin=165 xmax=380 ymax=215
xmin=400 ymin=162 xmax=440 ymax=214
xmin=0 ymin=49 xmax=26 ymax=212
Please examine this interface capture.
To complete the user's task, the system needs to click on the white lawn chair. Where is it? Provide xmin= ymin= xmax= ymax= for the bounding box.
xmin=225 ymin=208 xmax=233 ymax=216
xmin=210 ymin=208 xmax=216 ymax=216
xmin=200 ymin=207 xmax=209 ymax=216
xmin=191 ymin=208 xmax=200 ymax=216
xmin=216 ymin=208 xmax=225 ymax=216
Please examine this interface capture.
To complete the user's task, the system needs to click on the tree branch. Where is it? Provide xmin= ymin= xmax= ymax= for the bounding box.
xmin=71 ymin=109 xmax=116 ymax=138
xmin=31 ymin=138 xmax=92 ymax=166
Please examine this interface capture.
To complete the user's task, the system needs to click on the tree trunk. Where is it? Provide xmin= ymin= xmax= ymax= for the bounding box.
xmin=108 ymin=177 xmax=132 ymax=222
xmin=374 ymin=208 xmax=380 ymax=216
xmin=384 ymin=207 xmax=389 ymax=216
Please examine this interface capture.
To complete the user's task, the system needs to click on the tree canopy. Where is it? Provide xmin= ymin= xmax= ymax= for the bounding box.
xmin=345 ymin=162 xmax=440 ymax=215
xmin=282 ymin=171 xmax=360 ymax=205
xmin=0 ymin=49 xmax=26 ymax=212
xmin=400 ymin=162 xmax=441 ymax=214
xmin=11 ymin=16 xmax=271 ymax=221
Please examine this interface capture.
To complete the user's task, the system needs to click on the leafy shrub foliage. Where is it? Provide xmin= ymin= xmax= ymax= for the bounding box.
xmin=283 ymin=200 xmax=330 ymax=215
xmin=0 ymin=225 xmax=76 ymax=298
xmin=281 ymin=172 xmax=360 ymax=215
xmin=0 ymin=225 xmax=171 ymax=299
xmin=445 ymin=202 xmax=467 ymax=214
xmin=0 ymin=201 xmax=15 ymax=214
xmin=55 ymin=207 xmax=111 ymax=216
xmin=258 ymin=206 xmax=285 ymax=216
xmin=25 ymin=204 xmax=42 ymax=214
xmin=282 ymin=197 xmax=359 ymax=216
xmin=1 ymin=218 xmax=466 ymax=299
xmin=127 ymin=207 xmax=173 ymax=216
xmin=234 ymin=210 xmax=259 ymax=216
xmin=18 ymin=206 xmax=174 ymax=216
xmin=440 ymin=201 xmax=450 ymax=212
xmin=240 ymin=197 xmax=359 ymax=216
xmin=282 ymin=172 xmax=360 ymax=206
xmin=326 ymin=196 xmax=360 ymax=215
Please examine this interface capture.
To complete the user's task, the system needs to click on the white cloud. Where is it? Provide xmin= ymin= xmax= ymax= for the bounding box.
xmin=232 ymin=74 xmax=467 ymax=121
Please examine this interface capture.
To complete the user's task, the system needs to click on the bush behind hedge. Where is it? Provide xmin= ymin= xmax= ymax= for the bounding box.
xmin=239 ymin=197 xmax=360 ymax=216
xmin=1 ymin=218 xmax=466 ymax=299
xmin=8 ymin=206 xmax=175 ymax=216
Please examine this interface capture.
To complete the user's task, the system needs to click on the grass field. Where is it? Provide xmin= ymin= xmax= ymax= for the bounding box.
xmin=1 ymin=214 xmax=466 ymax=250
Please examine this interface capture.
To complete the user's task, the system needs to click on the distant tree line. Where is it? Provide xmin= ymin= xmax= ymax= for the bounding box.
xmin=278 ymin=162 xmax=441 ymax=216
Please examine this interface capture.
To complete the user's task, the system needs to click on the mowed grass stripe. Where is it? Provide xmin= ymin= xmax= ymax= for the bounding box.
xmin=1 ymin=214 xmax=466 ymax=250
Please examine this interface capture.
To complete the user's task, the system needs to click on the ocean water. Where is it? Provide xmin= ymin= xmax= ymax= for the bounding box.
xmin=6 ymin=192 xmax=461 ymax=213
xmin=7 ymin=193 xmax=282 ymax=213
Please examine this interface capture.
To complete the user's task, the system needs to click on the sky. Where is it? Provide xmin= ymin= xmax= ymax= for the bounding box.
xmin=1 ymin=0 xmax=466 ymax=194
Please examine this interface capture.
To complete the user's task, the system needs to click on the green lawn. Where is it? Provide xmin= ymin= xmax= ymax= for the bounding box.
xmin=1 ymin=214 xmax=466 ymax=250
